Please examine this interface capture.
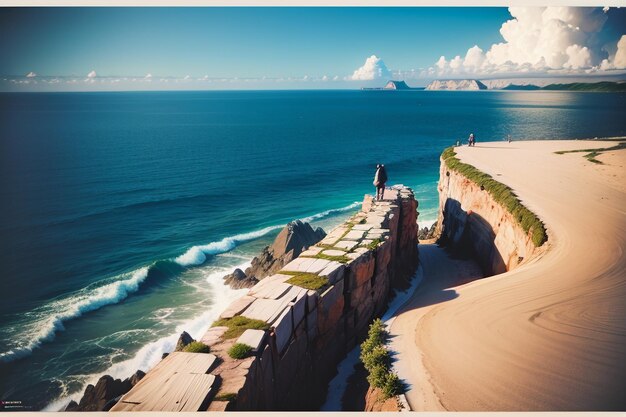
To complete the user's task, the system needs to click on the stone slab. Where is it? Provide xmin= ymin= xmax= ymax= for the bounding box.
xmin=334 ymin=240 xmax=359 ymax=251
xmin=242 ymin=297 xmax=292 ymax=324
xmin=322 ymin=249 xmax=346 ymax=257
xmin=299 ymin=246 xmax=323 ymax=257
xmin=282 ymin=257 xmax=318 ymax=273
xmin=247 ymin=274 xmax=292 ymax=297
xmin=344 ymin=230 xmax=366 ymax=240
xmin=351 ymin=224 xmax=372 ymax=231
xmin=304 ymin=258 xmax=332 ymax=274
xmin=236 ymin=329 xmax=267 ymax=353
xmin=319 ymin=262 xmax=345 ymax=285
xmin=220 ymin=295 xmax=256 ymax=319
xmin=274 ymin=306 xmax=293 ymax=354
xmin=200 ymin=326 xmax=228 ymax=346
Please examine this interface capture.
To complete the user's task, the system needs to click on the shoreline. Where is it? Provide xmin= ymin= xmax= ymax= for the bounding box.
xmin=391 ymin=139 xmax=626 ymax=410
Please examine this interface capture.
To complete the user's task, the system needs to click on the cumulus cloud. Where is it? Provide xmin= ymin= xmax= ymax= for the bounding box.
xmin=350 ymin=55 xmax=392 ymax=80
xmin=87 ymin=70 xmax=97 ymax=78
xmin=26 ymin=71 xmax=37 ymax=78
xmin=427 ymin=7 xmax=625 ymax=77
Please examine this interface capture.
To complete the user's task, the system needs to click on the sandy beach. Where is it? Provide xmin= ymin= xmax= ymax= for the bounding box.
xmin=390 ymin=140 xmax=626 ymax=411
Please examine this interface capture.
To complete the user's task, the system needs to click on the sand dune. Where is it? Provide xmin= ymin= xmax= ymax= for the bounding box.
xmin=390 ymin=140 xmax=626 ymax=411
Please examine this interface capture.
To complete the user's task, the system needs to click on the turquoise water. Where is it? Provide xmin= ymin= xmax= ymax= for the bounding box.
xmin=0 ymin=90 xmax=624 ymax=410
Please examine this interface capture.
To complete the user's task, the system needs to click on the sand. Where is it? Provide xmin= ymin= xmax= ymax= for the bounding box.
xmin=390 ymin=140 xmax=626 ymax=411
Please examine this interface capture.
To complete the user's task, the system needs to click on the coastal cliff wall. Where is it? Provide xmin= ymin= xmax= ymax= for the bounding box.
xmin=435 ymin=152 xmax=539 ymax=275
xmin=111 ymin=187 xmax=418 ymax=412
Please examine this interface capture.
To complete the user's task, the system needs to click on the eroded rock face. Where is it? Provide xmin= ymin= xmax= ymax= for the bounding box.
xmin=222 ymin=220 xmax=326 ymax=289
xmin=175 ymin=331 xmax=194 ymax=352
xmin=65 ymin=370 xmax=145 ymax=411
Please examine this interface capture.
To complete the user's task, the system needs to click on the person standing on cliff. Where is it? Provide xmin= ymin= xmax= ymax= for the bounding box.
xmin=373 ymin=164 xmax=388 ymax=200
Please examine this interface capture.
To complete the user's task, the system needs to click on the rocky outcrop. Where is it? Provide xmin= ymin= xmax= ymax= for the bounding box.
xmin=116 ymin=187 xmax=419 ymax=412
xmin=425 ymin=79 xmax=487 ymax=90
xmin=175 ymin=331 xmax=194 ymax=351
xmin=64 ymin=371 xmax=145 ymax=411
xmin=418 ymin=223 xmax=437 ymax=241
xmin=383 ymin=80 xmax=410 ymax=90
xmin=223 ymin=220 xmax=326 ymax=289
xmin=435 ymin=155 xmax=538 ymax=275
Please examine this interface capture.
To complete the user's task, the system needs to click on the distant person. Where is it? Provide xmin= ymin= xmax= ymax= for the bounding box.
xmin=373 ymin=164 xmax=388 ymax=200
xmin=468 ymin=133 xmax=476 ymax=147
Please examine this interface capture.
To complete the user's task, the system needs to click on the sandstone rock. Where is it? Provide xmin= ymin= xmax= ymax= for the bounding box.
xmin=175 ymin=331 xmax=194 ymax=351
xmin=69 ymin=371 xmax=144 ymax=412
xmin=223 ymin=221 xmax=326 ymax=289
xmin=223 ymin=268 xmax=258 ymax=289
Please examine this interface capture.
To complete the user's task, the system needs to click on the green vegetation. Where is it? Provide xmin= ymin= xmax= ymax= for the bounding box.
xmin=312 ymin=252 xmax=351 ymax=264
xmin=442 ymin=147 xmax=547 ymax=247
xmin=283 ymin=271 xmax=330 ymax=291
xmin=227 ymin=343 xmax=253 ymax=359
xmin=182 ymin=341 xmax=211 ymax=354
xmin=360 ymin=319 xmax=404 ymax=400
xmin=358 ymin=218 xmax=367 ymax=224
xmin=212 ymin=316 xmax=270 ymax=340
xmin=542 ymin=81 xmax=626 ymax=92
xmin=365 ymin=238 xmax=382 ymax=251
xmin=554 ymin=141 xmax=626 ymax=165
xmin=214 ymin=392 xmax=237 ymax=402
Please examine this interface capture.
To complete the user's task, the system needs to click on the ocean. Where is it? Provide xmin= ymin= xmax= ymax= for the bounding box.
xmin=0 ymin=90 xmax=624 ymax=410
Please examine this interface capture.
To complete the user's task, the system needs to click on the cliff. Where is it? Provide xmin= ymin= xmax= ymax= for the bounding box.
xmin=435 ymin=147 xmax=544 ymax=275
xmin=110 ymin=186 xmax=419 ymax=412
xmin=383 ymin=80 xmax=411 ymax=90
xmin=425 ymin=79 xmax=487 ymax=91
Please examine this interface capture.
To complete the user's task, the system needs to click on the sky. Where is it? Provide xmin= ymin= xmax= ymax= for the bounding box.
xmin=1 ymin=7 xmax=625 ymax=91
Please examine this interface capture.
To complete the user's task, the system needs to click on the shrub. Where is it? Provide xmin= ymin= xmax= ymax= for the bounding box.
xmin=361 ymin=345 xmax=391 ymax=370
xmin=227 ymin=343 xmax=253 ymax=359
xmin=365 ymin=238 xmax=382 ymax=251
xmin=284 ymin=271 xmax=329 ymax=291
xmin=366 ymin=364 xmax=389 ymax=389
xmin=212 ymin=316 xmax=270 ymax=339
xmin=380 ymin=372 xmax=403 ymax=400
xmin=182 ymin=341 xmax=210 ymax=353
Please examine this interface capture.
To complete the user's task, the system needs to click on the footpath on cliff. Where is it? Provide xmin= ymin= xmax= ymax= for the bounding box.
xmin=390 ymin=140 xmax=626 ymax=411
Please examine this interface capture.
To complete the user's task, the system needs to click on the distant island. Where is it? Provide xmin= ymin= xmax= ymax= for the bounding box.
xmin=425 ymin=79 xmax=487 ymax=91
xmin=364 ymin=79 xmax=626 ymax=92
xmin=362 ymin=80 xmax=421 ymax=90
xmin=504 ymin=81 xmax=626 ymax=92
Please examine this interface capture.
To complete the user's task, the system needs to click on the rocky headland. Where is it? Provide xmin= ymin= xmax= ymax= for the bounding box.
xmin=223 ymin=220 xmax=326 ymax=289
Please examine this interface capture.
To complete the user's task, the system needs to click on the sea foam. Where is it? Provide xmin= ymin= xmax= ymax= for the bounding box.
xmin=173 ymin=201 xmax=360 ymax=267
xmin=0 ymin=267 xmax=149 ymax=364
xmin=43 ymin=264 xmax=249 ymax=411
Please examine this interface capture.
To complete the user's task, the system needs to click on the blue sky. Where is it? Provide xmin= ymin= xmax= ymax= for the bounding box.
xmin=1 ymin=7 xmax=625 ymax=91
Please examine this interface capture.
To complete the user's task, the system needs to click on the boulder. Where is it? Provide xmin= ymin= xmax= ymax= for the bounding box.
xmin=223 ymin=268 xmax=258 ymax=289
xmin=67 ymin=370 xmax=146 ymax=412
xmin=222 ymin=220 xmax=326 ymax=289
xmin=175 ymin=331 xmax=194 ymax=351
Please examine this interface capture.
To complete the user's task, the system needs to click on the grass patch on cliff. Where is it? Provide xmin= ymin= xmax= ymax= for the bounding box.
xmin=214 ymin=392 xmax=237 ymax=402
xmin=554 ymin=141 xmax=626 ymax=165
xmin=212 ymin=316 xmax=270 ymax=340
xmin=227 ymin=343 xmax=253 ymax=359
xmin=360 ymin=319 xmax=404 ymax=401
xmin=182 ymin=341 xmax=211 ymax=353
xmin=364 ymin=238 xmax=382 ymax=251
xmin=283 ymin=271 xmax=329 ymax=291
xmin=314 ymin=252 xmax=351 ymax=263
xmin=442 ymin=147 xmax=547 ymax=247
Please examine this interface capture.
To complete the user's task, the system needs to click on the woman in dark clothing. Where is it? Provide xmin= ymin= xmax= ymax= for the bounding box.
xmin=373 ymin=164 xmax=388 ymax=200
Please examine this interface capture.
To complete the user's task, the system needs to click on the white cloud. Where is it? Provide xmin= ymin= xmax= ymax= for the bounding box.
xmin=87 ymin=70 xmax=97 ymax=78
xmin=26 ymin=71 xmax=37 ymax=78
xmin=350 ymin=55 xmax=392 ymax=80
xmin=614 ymin=35 xmax=626 ymax=68
xmin=429 ymin=7 xmax=624 ymax=77
xmin=144 ymin=73 xmax=152 ymax=79
xmin=183 ymin=75 xmax=190 ymax=80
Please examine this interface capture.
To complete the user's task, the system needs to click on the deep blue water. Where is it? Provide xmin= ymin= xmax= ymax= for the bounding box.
xmin=0 ymin=90 xmax=625 ymax=410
